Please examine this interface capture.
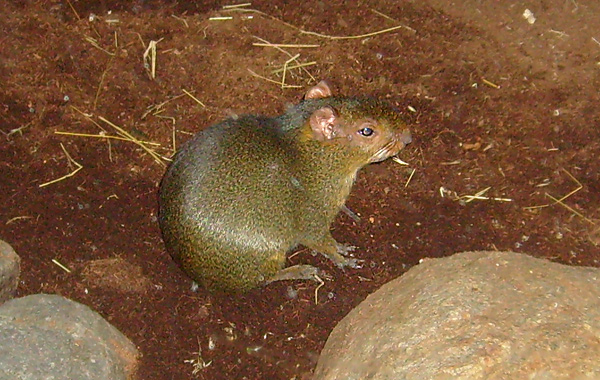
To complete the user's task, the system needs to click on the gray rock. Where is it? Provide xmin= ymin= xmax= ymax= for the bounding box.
xmin=314 ymin=251 xmax=600 ymax=380
xmin=0 ymin=294 xmax=139 ymax=380
xmin=0 ymin=239 xmax=20 ymax=305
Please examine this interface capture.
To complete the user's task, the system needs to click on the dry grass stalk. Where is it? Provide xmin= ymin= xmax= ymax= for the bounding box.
xmin=281 ymin=53 xmax=300 ymax=89
xmin=6 ymin=216 xmax=33 ymax=225
xmin=69 ymin=106 xmax=167 ymax=166
xmin=222 ymin=3 xmax=251 ymax=9
xmin=461 ymin=187 xmax=512 ymax=203
xmin=227 ymin=8 xmax=414 ymax=40
xmin=143 ymin=38 xmax=163 ymax=79
xmin=141 ymin=93 xmax=188 ymax=119
xmin=51 ymin=258 xmax=72 ymax=273
xmin=54 ymin=131 xmax=160 ymax=146
xmin=99 ymin=116 xmax=167 ymax=166
xmin=271 ymin=61 xmax=317 ymax=74
xmin=314 ymin=274 xmax=325 ymax=305
xmin=247 ymin=69 xmax=303 ymax=88
xmin=253 ymin=43 xmax=320 ymax=48
xmin=85 ymin=36 xmax=115 ymax=56
xmin=39 ymin=143 xmax=83 ymax=188
xmin=405 ymin=168 xmax=416 ymax=188
xmin=524 ymin=169 xmax=590 ymax=212
xmin=482 ymin=78 xmax=501 ymax=89
xmin=252 ymin=36 xmax=317 ymax=82
xmin=524 ymin=169 xmax=595 ymax=225
xmin=182 ymin=89 xmax=207 ymax=107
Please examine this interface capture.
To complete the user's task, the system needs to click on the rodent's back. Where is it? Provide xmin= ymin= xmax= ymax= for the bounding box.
xmin=158 ymin=115 xmax=301 ymax=290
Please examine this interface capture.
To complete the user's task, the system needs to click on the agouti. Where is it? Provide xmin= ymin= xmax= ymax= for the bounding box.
xmin=158 ymin=81 xmax=412 ymax=292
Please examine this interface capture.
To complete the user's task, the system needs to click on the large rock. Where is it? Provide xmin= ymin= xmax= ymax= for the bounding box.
xmin=314 ymin=251 xmax=600 ymax=380
xmin=0 ymin=294 xmax=139 ymax=380
xmin=0 ymin=239 xmax=20 ymax=305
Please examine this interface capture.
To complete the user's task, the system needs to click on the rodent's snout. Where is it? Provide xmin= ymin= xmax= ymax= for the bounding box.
xmin=399 ymin=128 xmax=412 ymax=147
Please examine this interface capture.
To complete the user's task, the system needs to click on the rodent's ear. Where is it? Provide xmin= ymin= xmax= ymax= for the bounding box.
xmin=309 ymin=106 xmax=338 ymax=141
xmin=304 ymin=80 xmax=333 ymax=99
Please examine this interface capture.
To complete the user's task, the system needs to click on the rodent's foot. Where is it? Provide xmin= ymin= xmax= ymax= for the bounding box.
xmin=336 ymin=243 xmax=358 ymax=257
xmin=266 ymin=264 xmax=323 ymax=284
xmin=336 ymin=256 xmax=364 ymax=269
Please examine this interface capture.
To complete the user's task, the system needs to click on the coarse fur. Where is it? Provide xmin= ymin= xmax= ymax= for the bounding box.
xmin=158 ymin=81 xmax=411 ymax=292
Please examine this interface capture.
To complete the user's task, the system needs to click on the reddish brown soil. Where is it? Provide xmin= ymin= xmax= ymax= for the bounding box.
xmin=1 ymin=1 xmax=599 ymax=379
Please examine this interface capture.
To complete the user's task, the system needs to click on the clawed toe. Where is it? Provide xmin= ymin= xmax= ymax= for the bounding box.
xmin=337 ymin=244 xmax=358 ymax=257
xmin=336 ymin=257 xmax=364 ymax=269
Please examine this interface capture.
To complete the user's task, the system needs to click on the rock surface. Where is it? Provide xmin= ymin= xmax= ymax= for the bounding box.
xmin=314 ymin=251 xmax=600 ymax=380
xmin=0 ymin=239 xmax=20 ymax=305
xmin=0 ymin=294 xmax=139 ymax=380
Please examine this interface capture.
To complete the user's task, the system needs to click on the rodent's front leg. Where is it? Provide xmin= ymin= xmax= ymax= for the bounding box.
xmin=306 ymin=234 xmax=363 ymax=269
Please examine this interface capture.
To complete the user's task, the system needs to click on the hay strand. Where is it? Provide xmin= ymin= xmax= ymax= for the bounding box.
xmin=182 ymin=89 xmax=207 ymax=107
xmin=52 ymin=258 xmax=72 ymax=273
xmin=39 ymin=143 xmax=83 ymax=188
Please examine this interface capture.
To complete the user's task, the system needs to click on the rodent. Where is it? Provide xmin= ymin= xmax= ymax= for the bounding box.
xmin=158 ymin=81 xmax=412 ymax=292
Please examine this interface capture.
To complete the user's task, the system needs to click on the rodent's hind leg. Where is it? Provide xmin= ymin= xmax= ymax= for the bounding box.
xmin=305 ymin=235 xmax=363 ymax=269
xmin=265 ymin=264 xmax=322 ymax=284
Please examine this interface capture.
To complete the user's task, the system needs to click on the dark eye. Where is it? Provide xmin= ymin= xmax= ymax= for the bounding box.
xmin=359 ymin=127 xmax=374 ymax=137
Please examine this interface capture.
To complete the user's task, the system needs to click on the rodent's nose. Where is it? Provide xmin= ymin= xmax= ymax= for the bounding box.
xmin=399 ymin=129 xmax=412 ymax=146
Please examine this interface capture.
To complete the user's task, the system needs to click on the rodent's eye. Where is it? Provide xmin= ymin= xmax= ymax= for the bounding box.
xmin=359 ymin=127 xmax=374 ymax=137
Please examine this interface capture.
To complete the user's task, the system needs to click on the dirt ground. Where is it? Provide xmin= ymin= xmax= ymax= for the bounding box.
xmin=1 ymin=1 xmax=599 ymax=379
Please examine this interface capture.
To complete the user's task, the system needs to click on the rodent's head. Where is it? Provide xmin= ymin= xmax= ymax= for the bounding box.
xmin=304 ymin=81 xmax=412 ymax=164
